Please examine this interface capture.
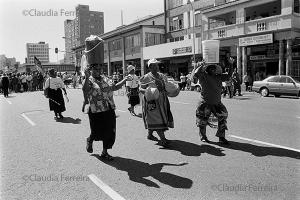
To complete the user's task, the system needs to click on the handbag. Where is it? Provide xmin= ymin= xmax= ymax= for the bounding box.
xmin=44 ymin=78 xmax=50 ymax=98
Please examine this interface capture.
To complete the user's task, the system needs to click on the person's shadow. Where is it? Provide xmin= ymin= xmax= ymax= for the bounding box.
xmin=210 ymin=141 xmax=300 ymax=159
xmin=55 ymin=117 xmax=81 ymax=124
xmin=92 ymin=155 xmax=193 ymax=189
xmin=157 ymin=140 xmax=225 ymax=157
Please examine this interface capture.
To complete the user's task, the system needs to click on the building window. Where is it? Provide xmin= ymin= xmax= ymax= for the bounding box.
xmin=295 ymin=0 xmax=300 ymax=13
xmin=145 ymin=33 xmax=164 ymax=47
xmin=218 ymin=29 xmax=226 ymax=38
xmin=169 ymin=15 xmax=184 ymax=31
xmin=195 ymin=11 xmax=202 ymax=27
xmin=168 ymin=0 xmax=183 ymax=9
xmin=257 ymin=22 xmax=267 ymax=31
xmin=109 ymin=39 xmax=122 ymax=51
xmin=125 ymin=34 xmax=141 ymax=48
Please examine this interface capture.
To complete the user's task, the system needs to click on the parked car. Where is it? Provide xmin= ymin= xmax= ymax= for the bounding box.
xmin=252 ymin=75 xmax=300 ymax=97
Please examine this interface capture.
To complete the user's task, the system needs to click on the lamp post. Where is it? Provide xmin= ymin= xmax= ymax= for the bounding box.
xmin=187 ymin=0 xmax=196 ymax=65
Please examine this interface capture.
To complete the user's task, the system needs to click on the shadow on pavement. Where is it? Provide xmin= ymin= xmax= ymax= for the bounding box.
xmin=92 ymin=155 xmax=193 ymax=189
xmin=210 ymin=141 xmax=300 ymax=159
xmin=157 ymin=140 xmax=225 ymax=157
xmin=55 ymin=117 xmax=81 ymax=124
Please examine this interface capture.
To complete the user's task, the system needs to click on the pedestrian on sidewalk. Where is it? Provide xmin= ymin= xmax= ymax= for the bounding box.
xmin=44 ymin=69 xmax=67 ymax=119
xmin=191 ymin=57 xmax=234 ymax=145
xmin=180 ymin=73 xmax=187 ymax=90
xmin=1 ymin=73 xmax=9 ymax=97
xmin=243 ymin=72 xmax=252 ymax=91
xmin=126 ymin=65 xmax=140 ymax=116
xmin=232 ymin=68 xmax=242 ymax=96
xmin=82 ymin=64 xmax=129 ymax=160
xmin=139 ymin=58 xmax=174 ymax=147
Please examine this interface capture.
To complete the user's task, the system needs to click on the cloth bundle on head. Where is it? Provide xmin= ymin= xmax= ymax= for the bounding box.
xmin=165 ymin=81 xmax=180 ymax=97
xmin=147 ymin=58 xmax=160 ymax=67
xmin=85 ymin=35 xmax=104 ymax=65
xmin=144 ymin=87 xmax=159 ymax=101
xmin=127 ymin=65 xmax=135 ymax=72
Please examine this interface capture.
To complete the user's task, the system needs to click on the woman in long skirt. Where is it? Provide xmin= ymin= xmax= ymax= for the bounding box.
xmin=44 ymin=69 xmax=67 ymax=119
xmin=82 ymin=64 xmax=129 ymax=160
xmin=139 ymin=58 xmax=174 ymax=147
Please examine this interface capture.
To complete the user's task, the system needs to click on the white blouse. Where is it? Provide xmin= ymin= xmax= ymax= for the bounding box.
xmin=44 ymin=77 xmax=65 ymax=90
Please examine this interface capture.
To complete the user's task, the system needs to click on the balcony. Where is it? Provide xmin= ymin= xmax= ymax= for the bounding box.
xmin=205 ymin=13 xmax=298 ymax=40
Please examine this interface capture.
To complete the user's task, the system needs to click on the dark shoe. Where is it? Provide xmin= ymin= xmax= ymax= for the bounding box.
xmin=200 ymin=136 xmax=210 ymax=143
xmin=86 ymin=138 xmax=93 ymax=153
xmin=59 ymin=114 xmax=64 ymax=119
xmin=100 ymin=152 xmax=113 ymax=161
xmin=159 ymin=139 xmax=170 ymax=147
xmin=219 ymin=137 xmax=229 ymax=145
xmin=147 ymin=134 xmax=158 ymax=141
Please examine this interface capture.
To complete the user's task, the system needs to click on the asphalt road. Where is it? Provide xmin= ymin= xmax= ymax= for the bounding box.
xmin=0 ymin=88 xmax=299 ymax=200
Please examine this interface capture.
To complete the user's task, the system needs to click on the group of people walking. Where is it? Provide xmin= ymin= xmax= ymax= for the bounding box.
xmin=0 ymin=72 xmax=44 ymax=96
xmin=76 ymin=55 xmax=235 ymax=161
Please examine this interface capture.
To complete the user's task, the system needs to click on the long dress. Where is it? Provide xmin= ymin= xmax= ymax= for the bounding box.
xmin=140 ymin=72 xmax=174 ymax=131
xmin=84 ymin=76 xmax=116 ymax=149
xmin=44 ymin=77 xmax=66 ymax=113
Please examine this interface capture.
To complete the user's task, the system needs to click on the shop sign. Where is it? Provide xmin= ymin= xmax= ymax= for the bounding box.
xmin=250 ymin=55 xmax=278 ymax=60
xmin=250 ymin=55 xmax=266 ymax=60
xmin=172 ymin=46 xmax=192 ymax=55
xmin=239 ymin=34 xmax=273 ymax=47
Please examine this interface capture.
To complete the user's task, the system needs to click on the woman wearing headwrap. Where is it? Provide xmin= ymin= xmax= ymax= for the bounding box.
xmin=139 ymin=58 xmax=174 ymax=147
xmin=44 ymin=69 xmax=67 ymax=119
xmin=82 ymin=64 xmax=129 ymax=160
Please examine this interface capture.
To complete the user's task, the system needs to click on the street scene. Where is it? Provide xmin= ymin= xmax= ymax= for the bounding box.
xmin=0 ymin=88 xmax=299 ymax=200
xmin=1 ymin=0 xmax=300 ymax=199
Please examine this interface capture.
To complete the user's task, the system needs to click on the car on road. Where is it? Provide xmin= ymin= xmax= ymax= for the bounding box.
xmin=252 ymin=75 xmax=300 ymax=97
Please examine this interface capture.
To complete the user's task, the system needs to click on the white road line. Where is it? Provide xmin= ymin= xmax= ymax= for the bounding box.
xmin=229 ymin=134 xmax=300 ymax=153
xmin=21 ymin=113 xmax=36 ymax=126
xmin=116 ymin=109 xmax=127 ymax=113
xmin=88 ymin=174 xmax=126 ymax=200
xmin=6 ymin=100 xmax=12 ymax=104
xmin=170 ymin=101 xmax=191 ymax=105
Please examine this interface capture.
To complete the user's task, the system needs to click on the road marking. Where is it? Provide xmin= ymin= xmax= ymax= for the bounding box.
xmin=229 ymin=134 xmax=300 ymax=153
xmin=6 ymin=100 xmax=12 ymax=104
xmin=116 ymin=109 xmax=126 ymax=113
xmin=170 ymin=101 xmax=191 ymax=105
xmin=88 ymin=174 xmax=126 ymax=200
xmin=21 ymin=113 xmax=36 ymax=126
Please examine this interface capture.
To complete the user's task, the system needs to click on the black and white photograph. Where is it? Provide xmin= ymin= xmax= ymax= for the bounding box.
xmin=0 ymin=0 xmax=300 ymax=199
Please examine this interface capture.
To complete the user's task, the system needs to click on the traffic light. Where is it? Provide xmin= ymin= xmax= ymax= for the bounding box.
xmin=55 ymin=48 xmax=58 ymax=53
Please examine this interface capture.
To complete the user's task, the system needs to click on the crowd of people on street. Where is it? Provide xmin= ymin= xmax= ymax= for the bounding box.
xmin=0 ymin=71 xmax=83 ymax=97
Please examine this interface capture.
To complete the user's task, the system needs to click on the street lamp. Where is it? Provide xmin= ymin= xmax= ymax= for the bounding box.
xmin=187 ymin=0 xmax=196 ymax=65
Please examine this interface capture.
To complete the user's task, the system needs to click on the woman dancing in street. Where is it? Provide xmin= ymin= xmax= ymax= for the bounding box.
xmin=139 ymin=58 xmax=174 ymax=147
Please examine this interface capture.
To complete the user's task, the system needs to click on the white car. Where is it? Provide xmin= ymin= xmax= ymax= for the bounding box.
xmin=252 ymin=75 xmax=300 ymax=97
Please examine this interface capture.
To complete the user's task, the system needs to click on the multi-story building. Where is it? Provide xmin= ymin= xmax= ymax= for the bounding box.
xmin=202 ymin=0 xmax=300 ymax=80
xmin=64 ymin=4 xmax=104 ymax=64
xmin=64 ymin=19 xmax=76 ymax=64
xmin=143 ymin=0 xmax=215 ymax=79
xmin=26 ymin=42 xmax=49 ymax=64
xmin=143 ymin=0 xmax=300 ymax=81
xmin=100 ymin=13 xmax=165 ymax=76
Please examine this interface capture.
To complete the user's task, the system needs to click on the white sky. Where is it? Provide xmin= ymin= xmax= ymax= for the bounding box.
xmin=0 ymin=0 xmax=164 ymax=63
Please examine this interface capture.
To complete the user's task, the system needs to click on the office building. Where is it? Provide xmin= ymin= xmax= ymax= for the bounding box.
xmin=26 ymin=42 xmax=49 ymax=64
xmin=64 ymin=4 xmax=104 ymax=64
